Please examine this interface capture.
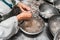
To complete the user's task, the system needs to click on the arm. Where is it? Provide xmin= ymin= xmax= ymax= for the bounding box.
xmin=0 ymin=2 xmax=32 ymax=40
xmin=0 ymin=11 xmax=32 ymax=40
xmin=0 ymin=16 xmax=18 ymax=40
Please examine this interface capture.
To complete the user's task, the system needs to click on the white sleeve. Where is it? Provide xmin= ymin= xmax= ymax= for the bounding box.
xmin=0 ymin=16 xmax=19 ymax=40
xmin=14 ymin=0 xmax=20 ymax=4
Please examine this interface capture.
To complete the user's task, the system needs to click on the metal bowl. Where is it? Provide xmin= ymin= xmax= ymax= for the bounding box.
xmin=54 ymin=0 xmax=60 ymax=11
xmin=44 ymin=0 xmax=57 ymax=3
xmin=48 ymin=15 xmax=60 ymax=36
xmin=39 ymin=3 xmax=59 ymax=19
xmin=54 ymin=29 xmax=60 ymax=40
xmin=19 ymin=17 xmax=45 ymax=35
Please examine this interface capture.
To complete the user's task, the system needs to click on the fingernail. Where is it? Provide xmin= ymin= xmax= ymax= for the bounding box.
xmin=28 ymin=7 xmax=31 ymax=10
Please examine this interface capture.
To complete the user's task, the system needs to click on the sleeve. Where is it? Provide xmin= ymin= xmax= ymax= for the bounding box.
xmin=0 ymin=16 xmax=19 ymax=40
xmin=14 ymin=0 xmax=20 ymax=4
xmin=12 ymin=0 xmax=20 ymax=5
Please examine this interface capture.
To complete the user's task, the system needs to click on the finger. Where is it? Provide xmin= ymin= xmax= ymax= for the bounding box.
xmin=20 ymin=6 xmax=25 ymax=12
xmin=20 ymin=3 xmax=31 ymax=11
xmin=18 ymin=4 xmax=29 ymax=12
xmin=17 ymin=3 xmax=25 ymax=11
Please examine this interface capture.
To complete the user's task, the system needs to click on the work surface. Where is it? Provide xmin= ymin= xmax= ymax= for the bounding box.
xmin=8 ymin=26 xmax=53 ymax=40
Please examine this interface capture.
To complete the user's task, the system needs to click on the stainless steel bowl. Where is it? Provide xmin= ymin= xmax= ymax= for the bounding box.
xmin=44 ymin=0 xmax=57 ymax=3
xmin=39 ymin=3 xmax=59 ymax=19
xmin=54 ymin=29 xmax=60 ymax=40
xmin=54 ymin=0 xmax=60 ymax=11
xmin=19 ymin=17 xmax=45 ymax=35
xmin=48 ymin=15 xmax=60 ymax=36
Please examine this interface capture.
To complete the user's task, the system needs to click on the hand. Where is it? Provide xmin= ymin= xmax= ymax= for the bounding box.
xmin=17 ymin=11 xmax=32 ymax=21
xmin=17 ymin=2 xmax=30 ymax=12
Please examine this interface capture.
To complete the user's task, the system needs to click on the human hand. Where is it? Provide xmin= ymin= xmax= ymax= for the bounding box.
xmin=17 ymin=2 xmax=30 ymax=12
xmin=17 ymin=11 xmax=32 ymax=21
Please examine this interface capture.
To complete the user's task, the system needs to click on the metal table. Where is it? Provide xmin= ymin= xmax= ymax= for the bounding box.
xmin=8 ymin=25 xmax=52 ymax=40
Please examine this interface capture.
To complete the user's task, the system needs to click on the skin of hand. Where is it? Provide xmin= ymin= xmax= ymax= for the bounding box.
xmin=16 ymin=2 xmax=32 ymax=21
xmin=17 ymin=2 xmax=31 ymax=12
xmin=17 ymin=11 xmax=32 ymax=21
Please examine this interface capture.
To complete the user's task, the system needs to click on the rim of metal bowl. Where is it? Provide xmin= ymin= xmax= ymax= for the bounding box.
xmin=44 ymin=0 xmax=56 ymax=3
xmin=50 ymin=29 xmax=55 ymax=36
xmin=49 ymin=22 xmax=57 ymax=36
xmin=54 ymin=29 xmax=60 ymax=40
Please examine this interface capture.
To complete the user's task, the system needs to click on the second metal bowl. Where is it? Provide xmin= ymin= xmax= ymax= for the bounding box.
xmin=39 ymin=3 xmax=59 ymax=19
xmin=48 ymin=15 xmax=60 ymax=36
xmin=54 ymin=29 xmax=60 ymax=40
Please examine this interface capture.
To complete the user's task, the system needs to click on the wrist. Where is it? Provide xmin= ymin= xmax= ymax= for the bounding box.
xmin=16 ymin=14 xmax=22 ymax=21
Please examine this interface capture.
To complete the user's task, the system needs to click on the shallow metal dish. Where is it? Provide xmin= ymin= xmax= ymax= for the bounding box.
xmin=48 ymin=15 xmax=60 ymax=36
xmin=19 ymin=17 xmax=45 ymax=35
xmin=44 ymin=0 xmax=57 ymax=3
xmin=54 ymin=29 xmax=60 ymax=40
xmin=54 ymin=0 xmax=60 ymax=11
xmin=39 ymin=3 xmax=59 ymax=19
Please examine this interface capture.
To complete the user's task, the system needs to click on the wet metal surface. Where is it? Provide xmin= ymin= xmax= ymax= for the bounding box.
xmin=8 ymin=23 xmax=50 ymax=40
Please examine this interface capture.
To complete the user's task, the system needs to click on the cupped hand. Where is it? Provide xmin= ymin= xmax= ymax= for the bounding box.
xmin=17 ymin=11 xmax=32 ymax=21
